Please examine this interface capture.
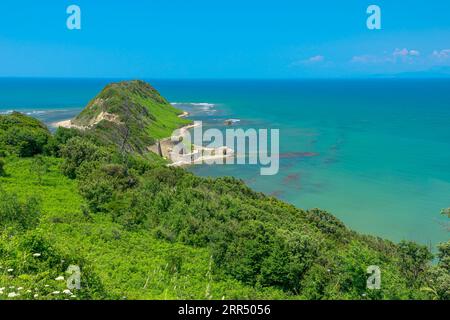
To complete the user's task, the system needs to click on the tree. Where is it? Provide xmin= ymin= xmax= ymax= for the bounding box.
xmin=423 ymin=211 xmax=450 ymax=300
xmin=398 ymin=241 xmax=433 ymax=281
xmin=54 ymin=127 xmax=82 ymax=145
xmin=60 ymin=137 xmax=109 ymax=179
xmin=78 ymin=163 xmax=137 ymax=213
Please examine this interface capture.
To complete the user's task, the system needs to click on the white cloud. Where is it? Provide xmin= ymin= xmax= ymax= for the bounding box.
xmin=393 ymin=48 xmax=408 ymax=57
xmin=351 ymin=55 xmax=378 ymax=64
xmin=431 ymin=49 xmax=450 ymax=60
xmin=352 ymin=49 xmax=421 ymax=65
xmin=392 ymin=48 xmax=420 ymax=58
xmin=307 ymin=55 xmax=325 ymax=63
xmin=292 ymin=55 xmax=325 ymax=66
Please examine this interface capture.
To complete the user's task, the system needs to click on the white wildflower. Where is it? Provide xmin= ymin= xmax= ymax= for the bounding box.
xmin=7 ymin=268 xmax=13 ymax=272
xmin=8 ymin=292 xmax=19 ymax=298
xmin=55 ymin=276 xmax=65 ymax=281
xmin=34 ymin=294 xmax=39 ymax=298
xmin=33 ymin=253 xmax=41 ymax=257
xmin=52 ymin=291 xmax=60 ymax=295
xmin=17 ymin=287 xmax=23 ymax=291
xmin=63 ymin=289 xmax=72 ymax=295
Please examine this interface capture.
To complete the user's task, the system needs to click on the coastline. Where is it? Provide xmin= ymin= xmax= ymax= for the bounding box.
xmin=53 ymin=110 xmax=234 ymax=167
xmin=51 ymin=119 xmax=74 ymax=129
xmin=3 ymin=79 xmax=448 ymax=257
xmin=151 ymin=118 xmax=234 ymax=167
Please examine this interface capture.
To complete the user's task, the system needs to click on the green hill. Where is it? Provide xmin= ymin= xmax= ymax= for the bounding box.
xmin=0 ymin=80 xmax=448 ymax=300
xmin=71 ymin=80 xmax=191 ymax=154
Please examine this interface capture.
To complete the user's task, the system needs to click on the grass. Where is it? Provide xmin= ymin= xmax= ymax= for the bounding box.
xmin=136 ymin=95 xmax=191 ymax=139
xmin=0 ymin=157 xmax=289 ymax=299
xmin=71 ymin=80 xmax=191 ymax=152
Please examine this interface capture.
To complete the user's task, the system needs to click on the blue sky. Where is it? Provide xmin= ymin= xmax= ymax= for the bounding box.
xmin=0 ymin=0 xmax=449 ymax=78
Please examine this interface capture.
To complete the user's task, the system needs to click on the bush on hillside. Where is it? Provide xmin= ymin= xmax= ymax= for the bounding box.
xmin=0 ymin=112 xmax=52 ymax=157
xmin=0 ymin=231 xmax=112 ymax=300
xmin=78 ymin=162 xmax=138 ymax=213
xmin=60 ymin=137 xmax=110 ymax=179
xmin=0 ymin=189 xmax=41 ymax=232
xmin=423 ymin=241 xmax=450 ymax=300
xmin=397 ymin=241 xmax=433 ymax=282
xmin=54 ymin=127 xmax=83 ymax=145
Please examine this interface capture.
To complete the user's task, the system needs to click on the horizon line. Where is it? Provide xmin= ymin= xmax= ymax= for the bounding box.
xmin=0 ymin=76 xmax=449 ymax=81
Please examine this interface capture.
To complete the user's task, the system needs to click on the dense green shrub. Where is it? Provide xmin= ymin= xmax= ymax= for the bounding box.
xmin=60 ymin=137 xmax=110 ymax=178
xmin=54 ymin=127 xmax=83 ymax=145
xmin=0 ymin=231 xmax=112 ymax=300
xmin=437 ymin=241 xmax=450 ymax=270
xmin=423 ymin=241 xmax=450 ymax=300
xmin=78 ymin=163 xmax=138 ymax=213
xmin=260 ymin=231 xmax=320 ymax=292
xmin=0 ymin=111 xmax=438 ymax=299
xmin=0 ymin=189 xmax=41 ymax=232
xmin=41 ymin=128 xmax=84 ymax=157
xmin=397 ymin=241 xmax=433 ymax=282
xmin=0 ymin=112 xmax=52 ymax=157
xmin=71 ymin=163 xmax=435 ymax=297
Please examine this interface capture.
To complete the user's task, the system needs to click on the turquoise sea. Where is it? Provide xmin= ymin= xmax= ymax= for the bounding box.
xmin=1 ymin=78 xmax=449 ymax=248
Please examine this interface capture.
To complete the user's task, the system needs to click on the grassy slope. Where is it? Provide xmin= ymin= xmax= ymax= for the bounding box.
xmin=72 ymin=80 xmax=191 ymax=151
xmin=1 ymin=84 xmax=443 ymax=300
xmin=0 ymin=157 xmax=288 ymax=299
xmin=1 ymin=156 xmax=433 ymax=300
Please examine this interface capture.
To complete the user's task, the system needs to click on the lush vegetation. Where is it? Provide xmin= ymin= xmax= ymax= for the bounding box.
xmin=0 ymin=82 xmax=448 ymax=300
xmin=72 ymin=80 xmax=191 ymax=154
xmin=0 ymin=112 xmax=52 ymax=157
